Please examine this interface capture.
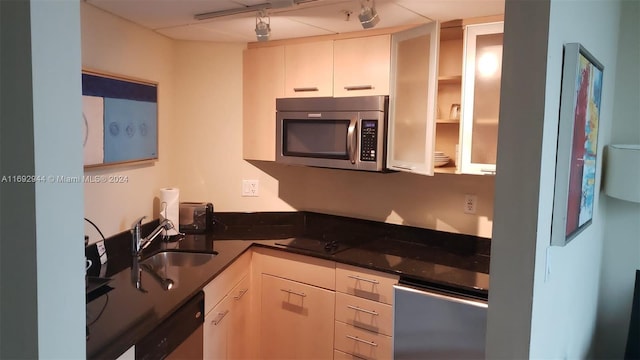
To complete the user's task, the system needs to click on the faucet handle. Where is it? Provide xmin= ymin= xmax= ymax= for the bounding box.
xmin=131 ymin=216 xmax=146 ymax=230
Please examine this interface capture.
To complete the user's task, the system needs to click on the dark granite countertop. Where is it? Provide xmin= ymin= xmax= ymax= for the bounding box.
xmin=85 ymin=211 xmax=490 ymax=359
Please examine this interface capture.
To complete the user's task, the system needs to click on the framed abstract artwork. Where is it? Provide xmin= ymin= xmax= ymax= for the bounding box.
xmin=82 ymin=69 xmax=158 ymax=168
xmin=551 ymin=43 xmax=604 ymax=246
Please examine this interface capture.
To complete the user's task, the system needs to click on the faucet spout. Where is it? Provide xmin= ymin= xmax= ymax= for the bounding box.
xmin=131 ymin=217 xmax=175 ymax=257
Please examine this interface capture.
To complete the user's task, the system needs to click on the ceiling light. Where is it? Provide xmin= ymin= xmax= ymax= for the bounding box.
xmin=255 ymin=10 xmax=271 ymax=42
xmin=359 ymin=0 xmax=380 ymax=29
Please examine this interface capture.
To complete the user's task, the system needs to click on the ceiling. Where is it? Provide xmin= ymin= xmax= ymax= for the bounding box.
xmin=85 ymin=0 xmax=504 ymax=43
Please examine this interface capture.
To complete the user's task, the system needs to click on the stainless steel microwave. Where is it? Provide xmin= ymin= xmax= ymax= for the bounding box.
xmin=276 ymin=96 xmax=389 ymax=172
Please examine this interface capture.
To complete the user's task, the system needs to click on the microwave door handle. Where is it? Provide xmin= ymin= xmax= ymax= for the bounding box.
xmin=347 ymin=119 xmax=357 ymax=164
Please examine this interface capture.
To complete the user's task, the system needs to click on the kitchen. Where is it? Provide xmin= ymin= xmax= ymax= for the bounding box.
xmin=1 ymin=0 xmax=637 ymax=359
xmin=82 ymin=0 xmax=499 ymax=357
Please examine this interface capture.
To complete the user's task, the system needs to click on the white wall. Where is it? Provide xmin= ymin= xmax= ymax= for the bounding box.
xmin=529 ymin=1 xmax=620 ymax=357
xmin=488 ymin=0 xmax=623 ymax=358
xmin=1 ymin=0 xmax=85 ymax=357
xmin=595 ymin=0 xmax=640 ymax=356
xmin=81 ymin=3 xmax=175 ymax=241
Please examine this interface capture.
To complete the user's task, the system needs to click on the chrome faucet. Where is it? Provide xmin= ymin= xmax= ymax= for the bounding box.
xmin=131 ymin=216 xmax=175 ymax=257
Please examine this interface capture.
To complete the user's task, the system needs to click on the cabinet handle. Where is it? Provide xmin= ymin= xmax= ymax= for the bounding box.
xmin=293 ymin=87 xmax=319 ymax=92
xmin=391 ymin=165 xmax=415 ymax=171
xmin=212 ymin=310 xmax=229 ymax=325
xmin=234 ymin=288 xmax=248 ymax=301
xmin=480 ymin=168 xmax=496 ymax=175
xmin=346 ymin=335 xmax=378 ymax=347
xmin=344 ymin=85 xmax=373 ymax=91
xmin=347 ymin=305 xmax=379 ymax=316
xmin=347 ymin=275 xmax=379 ymax=284
xmin=280 ymin=288 xmax=307 ymax=297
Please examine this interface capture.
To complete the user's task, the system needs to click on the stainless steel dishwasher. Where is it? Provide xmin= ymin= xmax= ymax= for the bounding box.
xmin=136 ymin=291 xmax=204 ymax=360
xmin=393 ymin=280 xmax=488 ymax=359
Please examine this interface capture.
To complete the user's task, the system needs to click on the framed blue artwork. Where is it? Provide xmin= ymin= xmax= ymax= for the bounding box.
xmin=82 ymin=69 xmax=158 ymax=167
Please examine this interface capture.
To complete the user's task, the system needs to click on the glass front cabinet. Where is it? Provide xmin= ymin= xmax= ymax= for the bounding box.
xmin=459 ymin=21 xmax=504 ymax=175
xmin=388 ymin=20 xmax=504 ymax=176
xmin=387 ymin=22 xmax=440 ymax=176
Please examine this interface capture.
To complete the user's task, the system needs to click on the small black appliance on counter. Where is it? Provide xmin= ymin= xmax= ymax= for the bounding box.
xmin=179 ymin=202 xmax=214 ymax=234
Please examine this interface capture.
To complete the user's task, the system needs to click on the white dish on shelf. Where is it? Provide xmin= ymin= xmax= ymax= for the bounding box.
xmin=434 ymin=159 xmax=450 ymax=167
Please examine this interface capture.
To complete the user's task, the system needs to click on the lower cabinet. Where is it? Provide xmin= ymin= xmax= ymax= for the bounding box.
xmin=203 ymin=250 xmax=252 ymax=360
xmin=260 ymin=274 xmax=335 ymax=359
xmin=204 ymin=275 xmax=251 ymax=360
xmin=252 ymin=247 xmax=337 ymax=360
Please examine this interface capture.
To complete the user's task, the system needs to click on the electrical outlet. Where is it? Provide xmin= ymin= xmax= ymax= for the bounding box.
xmin=242 ymin=179 xmax=259 ymax=197
xmin=464 ymin=194 xmax=477 ymax=214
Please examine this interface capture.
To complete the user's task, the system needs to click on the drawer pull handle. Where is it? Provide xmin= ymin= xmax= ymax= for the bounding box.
xmin=346 ymin=335 xmax=378 ymax=347
xmin=293 ymin=87 xmax=319 ymax=92
xmin=344 ymin=85 xmax=373 ymax=91
xmin=347 ymin=275 xmax=379 ymax=284
xmin=280 ymin=288 xmax=307 ymax=297
xmin=212 ymin=310 xmax=229 ymax=325
xmin=347 ymin=305 xmax=379 ymax=316
xmin=234 ymin=288 xmax=248 ymax=301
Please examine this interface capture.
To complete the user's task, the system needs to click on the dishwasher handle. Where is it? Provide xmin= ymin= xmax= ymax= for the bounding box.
xmin=393 ymin=284 xmax=488 ymax=309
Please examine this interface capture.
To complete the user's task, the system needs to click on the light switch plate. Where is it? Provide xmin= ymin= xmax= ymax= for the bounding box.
xmin=242 ymin=179 xmax=259 ymax=197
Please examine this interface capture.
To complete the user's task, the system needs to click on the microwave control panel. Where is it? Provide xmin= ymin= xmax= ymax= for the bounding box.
xmin=360 ymin=120 xmax=378 ymax=162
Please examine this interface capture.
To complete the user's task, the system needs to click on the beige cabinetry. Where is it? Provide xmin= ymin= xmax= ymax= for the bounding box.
xmin=203 ymin=250 xmax=252 ymax=360
xmin=333 ymin=35 xmax=391 ymax=97
xmin=284 ymin=40 xmax=334 ymax=97
xmin=252 ymin=247 xmax=336 ymax=360
xmin=333 ymin=263 xmax=398 ymax=360
xmin=242 ymin=46 xmax=284 ymax=161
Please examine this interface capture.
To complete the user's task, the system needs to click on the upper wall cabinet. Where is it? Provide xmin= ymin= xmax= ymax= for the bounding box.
xmin=459 ymin=21 xmax=504 ymax=175
xmin=333 ymin=35 xmax=391 ymax=97
xmin=243 ymin=46 xmax=284 ymax=161
xmin=387 ymin=21 xmax=440 ymax=176
xmin=284 ymin=41 xmax=334 ymax=98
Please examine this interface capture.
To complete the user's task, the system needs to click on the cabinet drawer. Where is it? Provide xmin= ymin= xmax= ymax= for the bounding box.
xmin=203 ymin=250 xmax=251 ymax=314
xmin=255 ymin=247 xmax=335 ymax=290
xmin=335 ymin=292 xmax=393 ymax=336
xmin=334 ymin=321 xmax=392 ymax=360
xmin=334 ymin=349 xmax=366 ymax=360
xmin=336 ymin=264 xmax=398 ymax=304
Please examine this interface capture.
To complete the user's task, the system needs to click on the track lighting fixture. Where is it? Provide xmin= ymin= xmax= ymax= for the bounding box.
xmin=255 ymin=10 xmax=271 ymax=42
xmin=359 ymin=0 xmax=380 ymax=29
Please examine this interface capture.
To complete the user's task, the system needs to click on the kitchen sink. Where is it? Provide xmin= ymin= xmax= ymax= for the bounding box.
xmin=140 ymin=251 xmax=218 ymax=268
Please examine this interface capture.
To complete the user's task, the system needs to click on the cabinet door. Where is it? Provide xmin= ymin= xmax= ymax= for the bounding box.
xmin=260 ymin=274 xmax=335 ymax=359
xmin=284 ymin=41 xmax=333 ymax=97
xmin=333 ymin=35 xmax=391 ymax=97
xmin=459 ymin=22 xmax=504 ymax=175
xmin=387 ymin=22 xmax=440 ymax=175
xmin=228 ymin=275 xmax=251 ymax=360
xmin=204 ymin=295 xmax=232 ymax=360
xmin=243 ymin=46 xmax=284 ymax=161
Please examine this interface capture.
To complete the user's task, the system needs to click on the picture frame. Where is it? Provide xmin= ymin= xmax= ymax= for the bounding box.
xmin=82 ymin=69 xmax=158 ymax=168
xmin=551 ymin=43 xmax=604 ymax=246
